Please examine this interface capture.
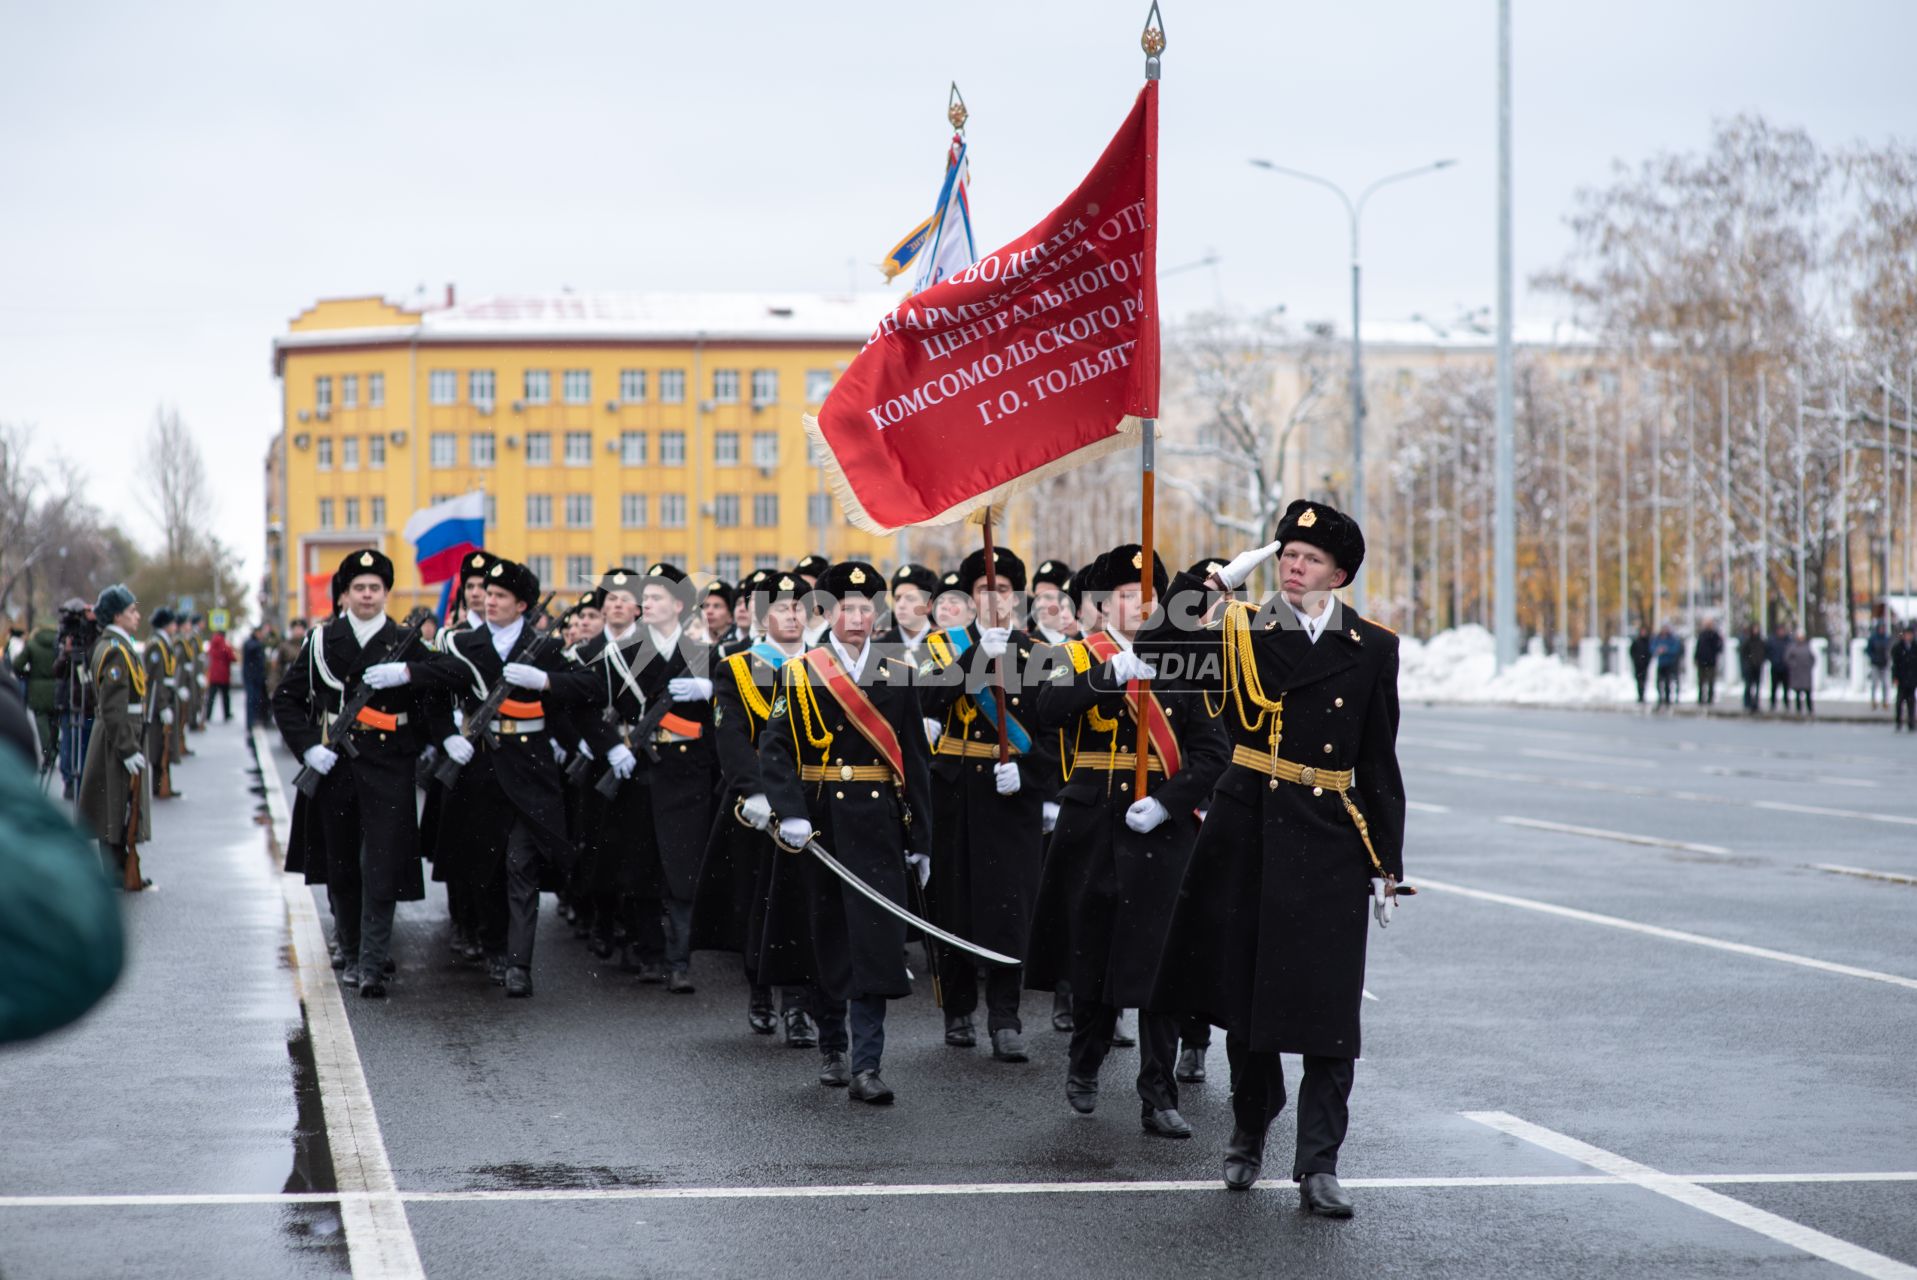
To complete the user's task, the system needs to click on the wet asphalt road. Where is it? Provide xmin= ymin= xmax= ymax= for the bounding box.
xmin=4 ymin=703 xmax=1915 ymax=1278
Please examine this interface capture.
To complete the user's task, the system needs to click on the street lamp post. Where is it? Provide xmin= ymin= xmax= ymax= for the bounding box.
xmin=1249 ymin=155 xmax=1456 ymax=615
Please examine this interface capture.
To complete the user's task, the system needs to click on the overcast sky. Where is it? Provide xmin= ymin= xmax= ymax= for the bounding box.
xmin=2 ymin=0 xmax=1911 ymax=590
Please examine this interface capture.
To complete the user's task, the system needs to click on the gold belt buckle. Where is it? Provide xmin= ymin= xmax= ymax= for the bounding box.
xmin=839 ymin=764 xmax=853 ymax=782
xmin=1298 ymin=765 xmax=1316 ymax=787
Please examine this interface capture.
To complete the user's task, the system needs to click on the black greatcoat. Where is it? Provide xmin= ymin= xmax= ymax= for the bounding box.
xmin=688 ymin=646 xmax=794 ymax=957
xmin=407 ymin=623 xmax=579 ymax=891
xmin=1025 ymin=635 xmax=1228 ymax=1007
xmin=755 ymin=649 xmax=933 ymax=1001
xmin=1135 ymin=573 xmax=1406 ymax=1059
xmin=271 ymin=617 xmax=427 ymax=903
xmin=549 ymin=628 xmax=717 ymax=902
xmin=916 ymin=626 xmax=1061 ymax=959
xmin=417 ymin=617 xmax=478 ymax=879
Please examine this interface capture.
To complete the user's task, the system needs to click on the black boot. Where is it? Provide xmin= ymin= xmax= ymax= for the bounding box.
xmin=1141 ymin=1107 xmax=1193 ymax=1139
xmin=1175 ymin=1046 xmax=1207 ymax=1083
xmin=944 ymin=1014 xmax=976 ymax=1048
xmin=818 ymin=1051 xmax=851 ymax=1087
xmin=1223 ymin=1124 xmax=1267 ymax=1190
xmin=504 ymin=966 xmax=533 ymax=998
xmin=784 ymin=1008 xmax=819 ymax=1049
xmin=1299 ymin=1172 xmax=1354 ymax=1218
xmin=849 ymin=1070 xmax=895 ymax=1105
xmin=990 ymin=1028 xmax=1028 ymax=1063
xmin=1065 ymin=1074 xmax=1098 ymax=1115
xmin=747 ymin=988 xmax=777 ymax=1035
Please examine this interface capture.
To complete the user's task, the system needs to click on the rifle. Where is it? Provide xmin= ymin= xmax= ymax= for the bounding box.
xmin=433 ymin=593 xmax=559 ymax=789
xmin=292 ymin=621 xmax=426 ymax=799
xmin=122 ymin=761 xmax=146 ymax=891
xmin=148 ymin=648 xmax=175 ymax=799
xmin=592 ymin=692 xmax=678 ymax=799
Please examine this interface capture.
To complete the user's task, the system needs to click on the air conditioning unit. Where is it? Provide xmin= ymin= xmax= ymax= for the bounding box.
xmin=604 ymin=439 xmax=620 ymax=454
xmin=604 ymin=400 xmax=619 ymax=413
xmin=511 ymin=400 xmax=525 ymax=413
xmin=296 ymin=409 xmax=311 ymax=423
xmin=316 ymin=408 xmax=331 ymax=421
xmin=477 ymin=403 xmax=494 ymax=416
xmin=505 ymin=435 xmax=521 ymax=448
xmin=388 ymin=430 xmax=407 ymax=446
xmin=293 ymin=433 xmax=311 ymax=450
xmin=699 ymin=400 xmax=716 ymax=413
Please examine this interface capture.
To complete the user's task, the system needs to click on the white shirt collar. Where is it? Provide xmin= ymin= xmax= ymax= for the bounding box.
xmin=1289 ymin=596 xmax=1335 ymax=644
xmin=108 ymin=624 xmax=134 ymax=644
xmin=1037 ymin=623 xmax=1067 ymax=645
xmin=488 ymin=615 xmax=524 ymax=660
xmin=1102 ymin=626 xmax=1134 ymax=651
xmin=828 ymin=632 xmax=871 ymax=681
xmin=606 ymin=621 xmax=638 ymax=646
xmin=346 ymin=610 xmax=386 ymax=647
xmin=465 ymin=609 xmax=483 ymax=629
xmin=647 ymin=624 xmax=682 ymax=660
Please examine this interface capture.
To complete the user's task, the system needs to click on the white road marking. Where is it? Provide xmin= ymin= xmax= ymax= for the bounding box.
xmin=1815 ymin=864 xmax=1917 ymax=887
xmin=1406 ymin=800 xmax=1451 ymax=814
xmin=1464 ymin=1111 xmax=1917 ymax=1280
xmin=1423 ymin=762 xmax=1917 ymax=829
xmin=1756 ymin=799 xmax=1917 ymax=828
xmin=1420 ymin=876 xmax=1917 ymax=991
xmin=1497 ymin=815 xmax=1731 ymax=856
xmin=3 ymin=1170 xmax=1915 ymax=1209
xmin=1702 ymin=765 xmax=1879 ymax=789
xmin=253 ymin=728 xmax=426 ymax=1280
xmin=1397 ymin=734 xmax=1485 ymax=753
xmin=1520 ymin=746 xmax=1653 ymax=769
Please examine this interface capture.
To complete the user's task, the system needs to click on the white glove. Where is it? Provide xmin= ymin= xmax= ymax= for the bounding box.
xmin=550 ymin=738 xmax=568 ymax=765
xmin=1042 ymin=800 xmax=1060 ymax=834
xmin=607 ymin=743 xmax=637 ymax=779
xmin=1125 ymin=796 xmax=1169 ymax=833
xmin=123 ymin=752 xmax=147 ymax=775
xmin=363 ymin=662 xmax=411 ymax=689
xmin=1372 ymin=877 xmax=1397 ymax=928
xmin=1107 ymin=651 xmax=1158 ymax=684
xmin=303 ymin=745 xmax=338 ymax=775
xmin=979 ymin=627 xmax=1012 ymax=659
xmin=160 ymin=708 xmax=174 ymax=726
xmin=502 ymin=662 xmax=549 ymax=690
xmin=740 ymin=792 xmax=773 ymax=829
xmin=442 ymin=734 xmax=474 ymax=765
xmin=906 ymin=851 xmax=932 ymax=888
xmin=1215 ymin=539 xmax=1285 ymax=590
xmin=777 ymin=816 xmax=814 ymax=849
xmin=994 ymin=760 xmax=1021 ymax=795
xmin=576 ymin=739 xmax=594 ymax=760
xmin=668 ymin=676 xmax=713 ymax=701
xmin=420 ymin=745 xmax=437 ymax=765
xmin=922 ymin=717 xmax=943 ymax=747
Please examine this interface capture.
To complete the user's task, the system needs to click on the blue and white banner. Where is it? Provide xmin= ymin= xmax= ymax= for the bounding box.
xmin=880 ymin=136 xmax=974 ymax=290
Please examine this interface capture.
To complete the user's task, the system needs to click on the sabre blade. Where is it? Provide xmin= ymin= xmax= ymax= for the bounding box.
xmin=801 ymin=839 xmax=1018 ymax=968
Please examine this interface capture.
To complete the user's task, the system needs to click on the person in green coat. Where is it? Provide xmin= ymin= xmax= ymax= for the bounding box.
xmin=13 ymin=619 xmax=60 ymax=771
xmin=75 ymin=583 xmax=153 ymax=887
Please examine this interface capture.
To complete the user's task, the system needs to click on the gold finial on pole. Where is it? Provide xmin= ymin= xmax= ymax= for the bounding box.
xmin=1141 ymin=1 xmax=1166 ymax=79
xmin=947 ymin=82 xmax=968 ymax=133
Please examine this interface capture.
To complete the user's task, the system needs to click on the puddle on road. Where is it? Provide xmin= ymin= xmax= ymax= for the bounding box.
xmin=462 ymin=1162 xmax=665 ymax=1191
xmin=282 ymin=1020 xmax=349 ymax=1270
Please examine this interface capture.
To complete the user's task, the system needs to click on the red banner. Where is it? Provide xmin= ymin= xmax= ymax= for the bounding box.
xmin=810 ymin=82 xmax=1160 ymax=534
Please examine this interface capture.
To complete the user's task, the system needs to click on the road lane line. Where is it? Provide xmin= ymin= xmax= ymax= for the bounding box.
xmin=1496 ymin=815 xmax=1731 ymax=856
xmin=1521 ymin=746 xmax=1654 ymax=769
xmin=1464 ymin=1111 xmax=1917 ymax=1280
xmin=1421 ymin=762 xmax=1917 ymax=829
xmin=1406 ymin=800 xmax=1451 ymax=814
xmin=253 ymin=728 xmax=425 ymax=1280
xmin=1814 ymin=864 xmax=1917 ymax=887
xmin=1418 ymin=877 xmax=1917 ymax=991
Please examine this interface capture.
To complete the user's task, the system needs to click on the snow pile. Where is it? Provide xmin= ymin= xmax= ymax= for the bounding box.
xmin=1399 ymin=625 xmax=1634 ymax=705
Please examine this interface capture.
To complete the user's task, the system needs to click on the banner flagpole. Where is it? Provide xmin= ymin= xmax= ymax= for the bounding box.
xmin=1133 ymin=3 xmax=1165 ymax=802
xmin=978 ymin=506 xmax=1011 ymax=765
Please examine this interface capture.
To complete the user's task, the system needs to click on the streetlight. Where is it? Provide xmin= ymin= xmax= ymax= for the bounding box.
xmin=1248 ymin=155 xmax=1457 ymax=614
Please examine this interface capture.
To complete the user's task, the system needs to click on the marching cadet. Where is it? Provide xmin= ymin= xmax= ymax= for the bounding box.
xmin=1028 ymin=546 xmax=1228 ymax=1138
xmin=728 ymin=573 xmax=759 ymax=649
xmin=143 ymin=609 xmax=181 ymax=799
xmin=76 ymin=583 xmax=152 ymax=889
xmin=1029 ymin=560 xmax=1077 ymax=644
xmin=932 ymin=570 xmax=974 ymax=630
xmin=877 ymin=564 xmax=939 ymax=661
xmin=271 ymin=550 xmax=429 ymax=997
xmin=795 ymin=554 xmax=832 ymax=645
xmin=690 ymin=569 xmax=819 ymax=1043
xmin=1136 ymin=499 xmax=1407 ymax=1218
xmin=918 ymin=546 xmax=1059 ymax=1062
xmin=420 ymin=549 xmax=498 ymax=965
xmin=539 ymin=563 xmax=717 ymax=992
xmin=755 ymin=561 xmax=933 ymax=1104
xmin=365 ymin=557 xmax=579 ymax=997
xmin=701 ymin=578 xmax=741 ymax=651
xmin=552 ymin=588 xmax=605 ymax=935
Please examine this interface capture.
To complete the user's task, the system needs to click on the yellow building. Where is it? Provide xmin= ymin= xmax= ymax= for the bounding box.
xmin=267 ymin=290 xmax=901 ymax=622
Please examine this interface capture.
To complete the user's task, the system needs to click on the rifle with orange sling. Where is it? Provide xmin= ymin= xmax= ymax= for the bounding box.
xmin=292 ymin=620 xmax=427 ymax=799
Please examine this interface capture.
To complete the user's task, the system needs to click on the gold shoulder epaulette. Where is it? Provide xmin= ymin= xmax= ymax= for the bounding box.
xmin=1065 ymin=640 xmax=1091 ymax=674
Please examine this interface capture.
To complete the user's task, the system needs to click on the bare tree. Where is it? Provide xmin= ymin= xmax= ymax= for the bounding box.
xmin=137 ymin=405 xmax=213 ymax=567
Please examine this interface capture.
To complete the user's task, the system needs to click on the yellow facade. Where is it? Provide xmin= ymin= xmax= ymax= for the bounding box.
xmin=268 ymin=293 xmax=900 ymax=622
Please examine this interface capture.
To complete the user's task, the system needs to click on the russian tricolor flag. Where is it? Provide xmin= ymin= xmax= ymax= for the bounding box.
xmin=403 ymin=490 xmax=486 ymax=585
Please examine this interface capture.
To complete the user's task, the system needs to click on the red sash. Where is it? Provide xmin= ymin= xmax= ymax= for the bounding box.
xmin=1081 ymin=631 xmax=1183 ymax=778
xmin=802 ymin=648 xmax=907 ymax=781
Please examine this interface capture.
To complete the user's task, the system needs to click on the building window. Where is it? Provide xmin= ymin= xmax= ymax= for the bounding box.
xmin=564 ymin=493 xmax=593 ymax=528
xmin=660 ymin=369 xmax=686 ymax=404
xmin=566 ymin=555 xmax=593 ymax=587
xmin=316 ymin=437 xmax=333 ymax=471
xmin=430 ymin=370 xmax=457 ymax=405
xmin=751 ymin=369 xmax=778 ymax=406
xmin=470 ymin=369 xmax=496 ymax=410
xmin=715 ymin=553 xmax=741 ymax=581
xmin=368 ymin=435 xmax=386 ymax=469
xmin=526 ymin=431 xmax=551 ymax=465
xmin=341 ymin=437 xmax=359 ymax=471
xmin=751 ymin=431 xmax=779 ymax=468
xmin=370 ymin=496 xmax=386 ymax=527
xmin=528 ymin=555 xmax=552 ymax=586
xmin=367 ymin=372 xmax=385 ymax=407
xmin=470 ymin=433 xmax=496 ymax=467
xmin=619 ymin=369 xmax=647 ymax=403
xmin=661 ymin=431 xmax=685 ymax=466
xmin=660 ymin=493 xmax=686 ymax=528
xmin=564 ymin=431 xmax=592 ymax=466
xmin=341 ymin=375 xmax=359 ymax=410
xmin=484 ymin=494 xmax=497 ymax=527
xmin=315 ymin=376 xmax=333 ymax=415
xmin=752 ymin=493 xmax=779 ymax=528
xmin=754 ymin=552 xmax=781 ymax=570
xmin=562 ymin=369 xmax=591 ymax=405
xmin=526 ymin=494 xmax=553 ymax=529
xmin=430 ymin=432 xmax=455 ymax=467
xmin=713 ymin=494 xmax=740 ymax=528
xmin=318 ymin=498 xmax=335 ymax=529
xmin=620 ymin=431 xmax=646 ymax=466
xmin=524 ymin=369 xmax=550 ymax=405
xmin=808 ymin=492 xmax=831 ymax=528
xmin=344 ymin=497 xmax=361 ymax=528
xmin=713 ymin=369 xmax=741 ymax=404
xmin=621 ymin=493 xmax=648 ymax=528
xmin=805 ymin=369 xmax=835 ymax=403
xmin=714 ymin=431 xmax=739 ymax=466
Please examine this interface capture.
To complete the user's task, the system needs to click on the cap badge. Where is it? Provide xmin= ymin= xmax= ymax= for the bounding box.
xmin=649 ymin=564 xmax=664 ymax=576
xmin=579 ymin=593 xmax=592 ymax=605
xmin=359 ymin=551 xmax=374 ymax=567
xmin=490 ymin=563 xmax=504 ymax=577
xmin=612 ymin=572 xmax=627 ymax=585
xmin=1299 ymin=508 xmax=1319 ymax=528
xmin=1132 ymin=551 xmax=1144 ymax=569
xmin=778 ymin=576 xmax=795 ymax=590
xmin=849 ymin=567 xmax=867 ymax=585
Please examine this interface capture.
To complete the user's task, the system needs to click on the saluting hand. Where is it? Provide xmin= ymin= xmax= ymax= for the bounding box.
xmin=1215 ymin=538 xmax=1285 ymax=590
xmin=502 ymin=662 xmax=549 ymax=690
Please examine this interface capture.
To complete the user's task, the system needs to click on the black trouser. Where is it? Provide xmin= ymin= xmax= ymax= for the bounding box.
xmin=1181 ymin=1015 xmax=1213 ymax=1052
xmin=1225 ymin=1032 xmax=1355 ymax=1179
xmin=327 ymin=839 xmax=396 ymax=979
xmin=1742 ymin=668 xmax=1762 ymax=711
xmin=1070 ymin=997 xmax=1178 ymax=1112
xmin=477 ymin=817 xmax=541 ymax=968
xmin=749 ymin=982 xmax=813 ymax=1013
xmin=1696 ymin=663 xmax=1716 ymax=704
xmin=1896 ymin=684 xmax=1916 ymax=729
xmin=941 ymin=957 xmax=1023 ymax=1032
xmin=1633 ymin=668 xmax=1649 ymax=702
xmin=816 ymin=995 xmax=888 ymax=1074
xmin=1771 ymin=667 xmax=1788 ymax=709
xmin=1795 ymin=688 xmax=1814 ymax=714
xmin=1656 ymin=668 xmax=1678 ymax=705
xmin=210 ymin=682 xmax=232 ymax=721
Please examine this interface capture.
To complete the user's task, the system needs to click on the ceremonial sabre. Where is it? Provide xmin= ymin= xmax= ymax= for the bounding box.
xmin=733 ymin=799 xmax=1018 ymax=967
